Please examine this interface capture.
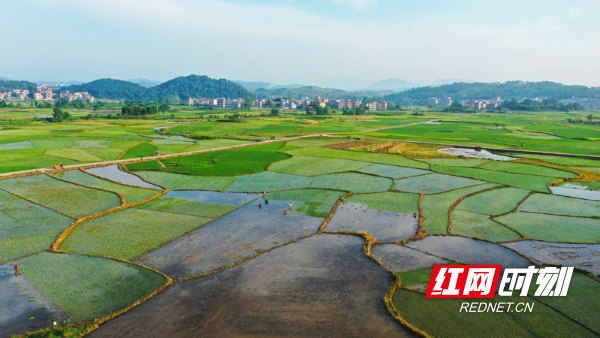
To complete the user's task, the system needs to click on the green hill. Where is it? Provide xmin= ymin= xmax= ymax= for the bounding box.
xmin=254 ymin=86 xmax=367 ymax=100
xmin=59 ymin=75 xmax=250 ymax=102
xmin=60 ymin=79 xmax=147 ymax=100
xmin=384 ymin=81 xmax=600 ymax=102
xmin=0 ymin=80 xmax=38 ymax=94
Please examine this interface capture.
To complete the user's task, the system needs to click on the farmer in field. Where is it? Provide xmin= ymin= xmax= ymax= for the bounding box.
xmin=288 ymin=203 xmax=293 ymax=210
xmin=283 ymin=208 xmax=287 ymax=215
xmin=14 ymin=263 xmax=21 ymax=276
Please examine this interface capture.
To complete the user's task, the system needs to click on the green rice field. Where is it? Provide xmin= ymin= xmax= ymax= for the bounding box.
xmin=59 ymin=208 xmax=212 ymax=259
xmin=1 ymin=112 xmax=600 ymax=337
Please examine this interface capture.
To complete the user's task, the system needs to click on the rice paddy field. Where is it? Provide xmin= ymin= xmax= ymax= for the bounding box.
xmin=1 ymin=111 xmax=599 ymax=337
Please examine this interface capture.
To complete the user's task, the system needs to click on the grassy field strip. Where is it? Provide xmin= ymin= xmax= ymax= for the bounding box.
xmin=421 ymin=183 xmax=501 ymax=235
xmin=0 ymin=133 xmax=336 ymax=178
xmin=50 ymin=189 xmax=168 ymax=252
xmin=47 ymin=172 xmax=127 ymax=205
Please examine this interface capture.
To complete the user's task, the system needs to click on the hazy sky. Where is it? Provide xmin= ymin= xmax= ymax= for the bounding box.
xmin=2 ymin=0 xmax=600 ymax=86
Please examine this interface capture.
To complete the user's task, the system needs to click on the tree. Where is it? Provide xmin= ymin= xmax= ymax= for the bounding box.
xmin=242 ymin=96 xmax=253 ymax=110
xmin=54 ymin=98 xmax=70 ymax=108
xmin=52 ymin=107 xmax=70 ymax=122
xmin=92 ymin=104 xmax=101 ymax=111
xmin=270 ymin=107 xmax=280 ymax=117
xmin=588 ymin=114 xmax=593 ymax=122
xmin=71 ymin=99 xmax=85 ymax=109
xmin=158 ymin=103 xmax=171 ymax=113
xmin=305 ymin=106 xmax=313 ymax=115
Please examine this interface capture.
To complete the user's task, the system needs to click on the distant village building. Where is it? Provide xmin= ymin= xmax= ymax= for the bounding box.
xmin=441 ymin=97 xmax=452 ymax=106
xmin=33 ymin=84 xmax=54 ymax=101
xmin=59 ymin=91 xmax=95 ymax=102
xmin=426 ymin=97 xmax=439 ymax=105
xmin=378 ymin=101 xmax=388 ymax=110
xmin=365 ymin=101 xmax=377 ymax=111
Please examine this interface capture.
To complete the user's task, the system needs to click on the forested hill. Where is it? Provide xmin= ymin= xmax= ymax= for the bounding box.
xmin=60 ymin=79 xmax=147 ymax=100
xmin=59 ymin=75 xmax=250 ymax=102
xmin=151 ymin=75 xmax=249 ymax=101
xmin=253 ymin=86 xmax=367 ymax=100
xmin=0 ymin=80 xmax=38 ymax=93
xmin=384 ymin=81 xmax=600 ymax=101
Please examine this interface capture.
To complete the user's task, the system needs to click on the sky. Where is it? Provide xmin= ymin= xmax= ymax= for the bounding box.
xmin=2 ymin=0 xmax=600 ymax=87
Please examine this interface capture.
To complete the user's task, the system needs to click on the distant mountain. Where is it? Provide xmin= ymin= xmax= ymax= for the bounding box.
xmin=59 ymin=79 xmax=147 ymax=100
xmin=151 ymin=75 xmax=250 ymax=101
xmin=427 ymin=78 xmax=474 ymax=86
xmin=128 ymin=78 xmax=161 ymax=88
xmin=267 ymin=84 xmax=305 ymax=90
xmin=0 ymin=77 xmax=10 ymax=81
xmin=254 ymin=86 xmax=367 ymax=100
xmin=37 ymin=80 xmax=84 ymax=86
xmin=0 ymin=80 xmax=38 ymax=93
xmin=367 ymin=78 xmax=421 ymax=91
xmin=384 ymin=81 xmax=600 ymax=102
xmin=234 ymin=80 xmax=271 ymax=91
xmin=59 ymin=75 xmax=251 ymax=102
xmin=313 ymin=78 xmax=374 ymax=91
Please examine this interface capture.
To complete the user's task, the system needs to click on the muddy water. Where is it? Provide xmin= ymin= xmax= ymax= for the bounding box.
xmin=437 ymin=148 xmax=514 ymax=161
xmin=137 ymin=200 xmax=324 ymax=279
xmin=0 ymin=261 xmax=68 ymax=337
xmin=406 ymin=236 xmax=531 ymax=268
xmin=326 ymin=203 xmax=418 ymax=242
xmin=504 ymin=241 xmax=600 ymax=275
xmin=372 ymin=244 xmax=449 ymax=272
xmin=165 ymin=190 xmax=259 ymax=206
xmin=87 ymin=165 xmax=162 ymax=189
xmin=91 ymin=234 xmax=413 ymax=338
xmin=550 ymin=186 xmax=600 ymax=202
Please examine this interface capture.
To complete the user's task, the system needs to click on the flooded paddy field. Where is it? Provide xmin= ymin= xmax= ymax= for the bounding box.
xmin=326 ymin=202 xmax=418 ymax=242
xmin=0 ymin=261 xmax=68 ymax=337
xmin=91 ymin=234 xmax=412 ymax=338
xmin=165 ymin=190 xmax=260 ymax=206
xmin=504 ymin=241 xmax=600 ymax=276
xmin=87 ymin=165 xmax=162 ymax=189
xmin=372 ymin=244 xmax=449 ymax=272
xmin=137 ymin=200 xmax=324 ymax=279
xmin=405 ymin=236 xmax=531 ymax=268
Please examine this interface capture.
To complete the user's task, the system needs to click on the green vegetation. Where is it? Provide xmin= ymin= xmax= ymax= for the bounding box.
xmin=455 ymin=187 xmax=530 ymax=215
xmin=393 ymin=289 xmax=595 ymax=338
xmin=59 ymin=75 xmax=250 ymax=101
xmin=358 ymin=164 xmax=431 ymax=178
xmin=385 ymin=81 xmax=600 ymax=101
xmin=120 ymin=142 xmax=159 ymax=160
xmin=347 ymin=192 xmax=419 ymax=214
xmin=45 ymin=149 xmax=101 ymax=162
xmin=0 ymin=174 xmax=121 ymax=217
xmin=134 ymin=171 xmax=235 ymax=190
xmin=451 ymin=210 xmax=521 ymax=242
xmin=433 ymin=166 xmax=557 ymax=192
xmin=136 ymin=196 xmax=236 ymax=218
xmin=534 ymin=274 xmax=600 ymax=334
xmin=226 ymin=171 xmax=312 ymax=192
xmin=60 ymin=208 xmax=211 ymax=259
xmin=496 ymin=212 xmax=600 ymax=243
xmin=53 ymin=170 xmax=160 ymax=204
xmin=0 ymin=189 xmax=74 ymax=263
xmin=269 ymin=155 xmax=370 ymax=176
xmin=518 ymin=193 xmax=600 ymax=217
xmin=125 ymin=160 xmax=163 ymax=170
xmin=394 ymin=173 xmax=484 ymax=194
xmin=418 ymin=158 xmax=488 ymax=167
xmin=285 ymin=147 xmax=430 ymax=169
xmin=158 ymin=142 xmax=289 ymax=176
xmin=312 ymin=172 xmax=393 ymax=193
xmin=480 ymin=161 xmax=577 ymax=178
xmin=21 ymin=253 xmax=165 ymax=322
xmin=421 ymin=183 xmax=499 ymax=235
xmin=266 ymin=189 xmax=345 ymax=218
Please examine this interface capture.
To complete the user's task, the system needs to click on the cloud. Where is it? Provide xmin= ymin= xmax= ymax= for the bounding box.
xmin=327 ymin=0 xmax=379 ymax=10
